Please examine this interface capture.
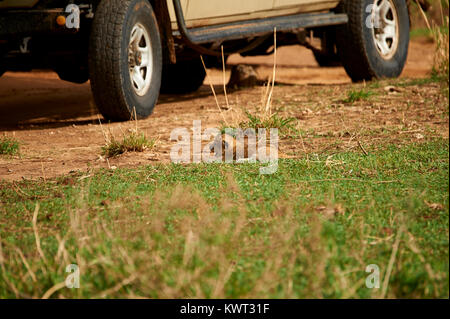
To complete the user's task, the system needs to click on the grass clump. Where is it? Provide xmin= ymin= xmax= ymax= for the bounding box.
xmin=101 ymin=131 xmax=155 ymax=158
xmin=415 ymin=0 xmax=449 ymax=86
xmin=343 ymin=89 xmax=375 ymax=104
xmin=228 ymin=111 xmax=297 ymax=137
xmin=0 ymin=136 xmax=19 ymax=155
xmin=219 ymin=111 xmax=298 ymax=138
xmin=431 ymin=22 xmax=449 ymax=86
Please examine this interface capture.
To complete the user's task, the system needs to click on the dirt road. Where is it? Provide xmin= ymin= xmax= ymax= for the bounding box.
xmin=0 ymin=39 xmax=447 ymax=181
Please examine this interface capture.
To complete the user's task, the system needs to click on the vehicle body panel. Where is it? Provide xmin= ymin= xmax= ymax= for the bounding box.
xmin=168 ymin=0 xmax=340 ymax=28
xmin=0 ymin=0 xmax=340 ymax=29
xmin=0 ymin=0 xmax=38 ymax=9
xmin=184 ymin=0 xmax=274 ymax=21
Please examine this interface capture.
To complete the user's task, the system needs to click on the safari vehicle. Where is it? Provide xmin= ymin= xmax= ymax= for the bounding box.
xmin=0 ymin=0 xmax=410 ymax=121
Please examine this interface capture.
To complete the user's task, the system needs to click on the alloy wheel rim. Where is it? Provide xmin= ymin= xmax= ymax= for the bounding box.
xmin=371 ymin=0 xmax=400 ymax=60
xmin=128 ymin=23 xmax=153 ymax=96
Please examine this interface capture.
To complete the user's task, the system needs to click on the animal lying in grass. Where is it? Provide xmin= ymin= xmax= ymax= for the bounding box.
xmin=209 ymin=130 xmax=287 ymax=162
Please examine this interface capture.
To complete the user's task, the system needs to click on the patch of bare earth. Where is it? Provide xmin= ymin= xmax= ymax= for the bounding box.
xmin=0 ymin=39 xmax=447 ymax=181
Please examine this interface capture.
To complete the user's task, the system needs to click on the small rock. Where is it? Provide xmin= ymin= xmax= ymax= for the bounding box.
xmin=384 ymin=86 xmax=403 ymax=94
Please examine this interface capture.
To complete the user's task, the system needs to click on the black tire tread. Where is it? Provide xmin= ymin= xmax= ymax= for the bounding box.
xmin=89 ymin=0 xmax=135 ymax=121
xmin=336 ymin=1 xmax=376 ymax=81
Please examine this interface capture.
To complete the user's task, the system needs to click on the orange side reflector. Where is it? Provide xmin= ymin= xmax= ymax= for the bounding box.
xmin=56 ymin=16 xmax=66 ymax=26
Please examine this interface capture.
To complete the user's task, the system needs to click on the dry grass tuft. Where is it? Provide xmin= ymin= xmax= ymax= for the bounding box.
xmin=431 ymin=22 xmax=449 ymax=84
xmin=98 ymin=112 xmax=157 ymax=158
xmin=416 ymin=0 xmax=449 ymax=85
xmin=101 ymin=131 xmax=156 ymax=158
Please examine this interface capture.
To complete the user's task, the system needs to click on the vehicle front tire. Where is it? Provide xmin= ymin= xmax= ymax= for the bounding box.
xmin=160 ymin=57 xmax=206 ymax=94
xmin=89 ymin=0 xmax=162 ymax=121
xmin=336 ymin=0 xmax=410 ymax=81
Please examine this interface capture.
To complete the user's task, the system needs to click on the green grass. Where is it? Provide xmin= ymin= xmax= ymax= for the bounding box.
xmin=410 ymin=26 xmax=449 ymax=40
xmin=410 ymin=28 xmax=433 ymax=40
xmin=392 ymin=76 xmax=442 ymax=87
xmin=0 ymin=136 xmax=19 ymax=156
xmin=101 ymin=131 xmax=156 ymax=158
xmin=224 ymin=111 xmax=298 ymax=138
xmin=0 ymin=139 xmax=448 ymax=299
xmin=343 ymin=89 xmax=376 ymax=104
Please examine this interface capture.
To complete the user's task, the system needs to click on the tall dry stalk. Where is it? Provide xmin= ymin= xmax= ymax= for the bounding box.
xmin=200 ymin=55 xmax=229 ymax=126
xmin=201 ymin=29 xmax=280 ymax=129
xmin=416 ymin=0 xmax=449 ymax=83
xmin=264 ymin=28 xmax=278 ymax=119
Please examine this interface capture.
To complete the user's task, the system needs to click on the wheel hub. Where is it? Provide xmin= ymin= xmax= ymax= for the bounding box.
xmin=371 ymin=0 xmax=399 ymax=60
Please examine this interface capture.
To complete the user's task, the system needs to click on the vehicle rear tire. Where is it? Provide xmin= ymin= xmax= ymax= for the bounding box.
xmin=312 ymin=31 xmax=341 ymax=67
xmin=313 ymin=40 xmax=341 ymax=67
xmin=89 ymin=0 xmax=162 ymax=121
xmin=336 ymin=0 xmax=410 ymax=81
xmin=313 ymin=50 xmax=341 ymax=67
xmin=160 ymin=57 xmax=206 ymax=94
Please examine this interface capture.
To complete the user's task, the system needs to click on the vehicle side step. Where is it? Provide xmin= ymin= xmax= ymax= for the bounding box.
xmin=173 ymin=12 xmax=348 ymax=44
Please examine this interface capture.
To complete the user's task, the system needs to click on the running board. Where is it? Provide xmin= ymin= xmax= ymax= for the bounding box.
xmin=173 ymin=12 xmax=348 ymax=44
